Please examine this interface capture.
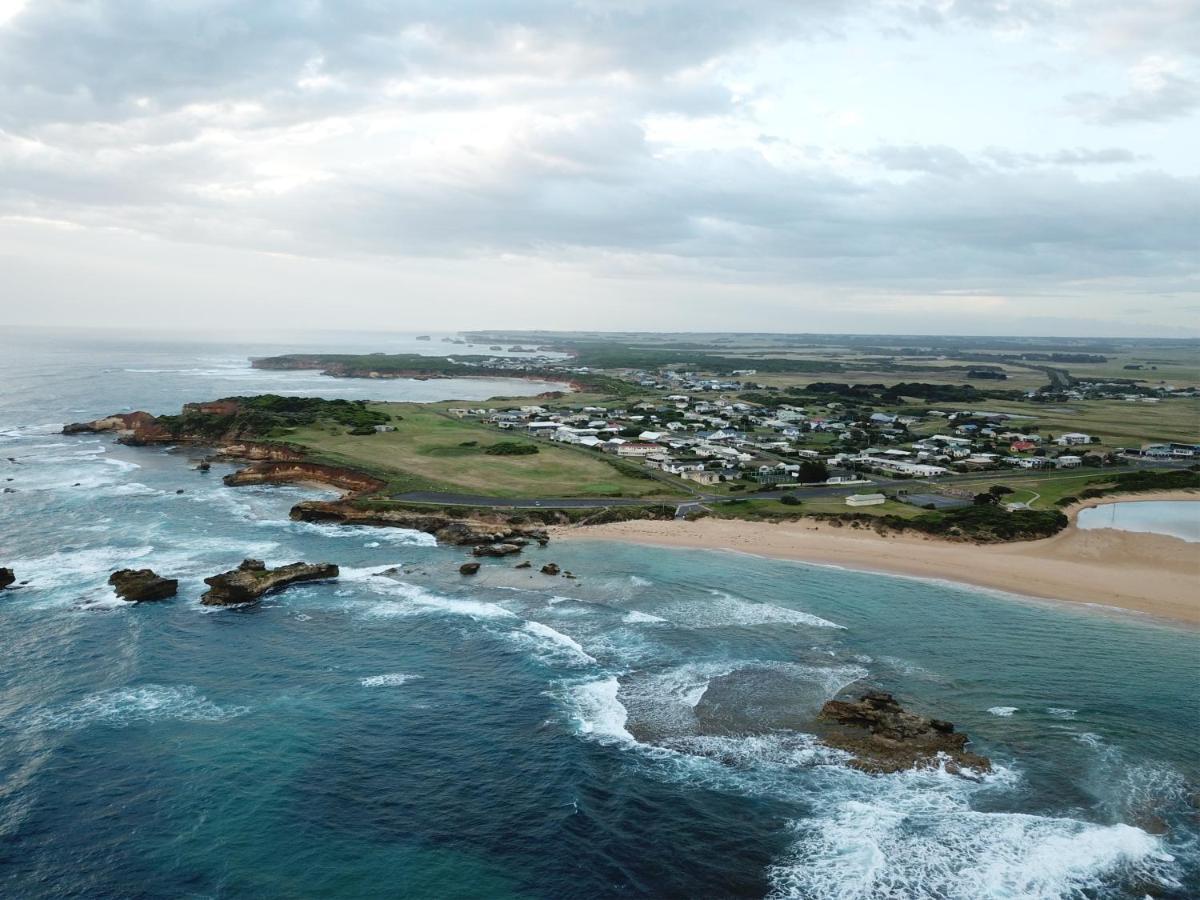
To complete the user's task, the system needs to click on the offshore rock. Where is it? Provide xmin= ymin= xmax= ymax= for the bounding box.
xmin=459 ymin=562 xmax=481 ymax=575
xmin=108 ymin=569 xmax=178 ymax=602
xmin=472 ymin=543 xmax=523 ymax=557
xmin=201 ymin=559 xmax=338 ymax=606
xmin=0 ymin=568 xmax=14 ymax=590
xmin=817 ymin=691 xmax=991 ymax=775
xmin=540 ymin=563 xmax=561 ymax=576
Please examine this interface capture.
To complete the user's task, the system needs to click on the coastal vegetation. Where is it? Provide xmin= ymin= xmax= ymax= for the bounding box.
xmin=157 ymin=395 xmax=390 ymax=440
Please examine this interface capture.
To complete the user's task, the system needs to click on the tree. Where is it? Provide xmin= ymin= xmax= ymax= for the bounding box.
xmin=989 ymin=485 xmax=1014 ymax=497
xmin=797 ymin=460 xmax=829 ymax=483
xmin=974 ymin=492 xmax=999 ymax=505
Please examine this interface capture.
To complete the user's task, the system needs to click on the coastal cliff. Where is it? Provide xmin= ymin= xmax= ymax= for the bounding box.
xmin=224 ymin=461 xmax=385 ymax=494
xmin=291 ymin=499 xmax=550 ymax=546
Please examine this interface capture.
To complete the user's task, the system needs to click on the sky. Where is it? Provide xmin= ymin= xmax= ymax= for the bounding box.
xmin=1 ymin=0 xmax=1197 ymax=336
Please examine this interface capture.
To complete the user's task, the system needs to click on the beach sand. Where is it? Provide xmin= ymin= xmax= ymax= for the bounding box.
xmin=550 ymin=491 xmax=1200 ymax=627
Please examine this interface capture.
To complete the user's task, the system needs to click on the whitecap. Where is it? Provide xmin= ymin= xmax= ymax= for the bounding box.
xmin=515 ymin=620 xmax=597 ymax=667
xmin=988 ymin=706 xmax=1019 ymax=717
xmin=360 ymin=673 xmax=421 ymax=688
xmin=563 ymin=676 xmax=635 ymax=745
xmin=622 ymin=610 xmax=667 ymax=625
xmin=19 ymin=685 xmax=248 ymax=731
xmin=654 ymin=590 xmax=843 ymax=630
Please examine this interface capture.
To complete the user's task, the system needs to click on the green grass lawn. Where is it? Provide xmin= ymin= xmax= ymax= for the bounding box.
xmin=281 ymin=402 xmax=685 ymax=499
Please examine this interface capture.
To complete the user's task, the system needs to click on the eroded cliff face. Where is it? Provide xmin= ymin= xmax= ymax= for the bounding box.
xmin=213 ymin=442 xmax=306 ymax=462
xmin=63 ymin=411 xmax=169 ymax=444
xmin=223 ymin=462 xmax=386 ymax=494
xmin=290 ymin=500 xmax=551 ymax=546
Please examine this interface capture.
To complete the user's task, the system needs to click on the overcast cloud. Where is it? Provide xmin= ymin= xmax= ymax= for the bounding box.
xmin=1 ymin=0 xmax=1197 ymax=335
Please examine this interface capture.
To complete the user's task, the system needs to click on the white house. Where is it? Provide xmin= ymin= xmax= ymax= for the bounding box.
xmin=1055 ymin=455 xmax=1083 ymax=468
xmin=616 ymin=443 xmax=664 ymax=458
xmin=1056 ymin=432 xmax=1092 ymax=446
xmin=845 ymin=493 xmax=887 ymax=507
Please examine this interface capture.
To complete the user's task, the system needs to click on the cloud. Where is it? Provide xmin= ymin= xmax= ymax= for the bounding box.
xmin=0 ymin=0 xmax=1196 ymax=332
xmin=1066 ymin=55 xmax=1200 ymax=124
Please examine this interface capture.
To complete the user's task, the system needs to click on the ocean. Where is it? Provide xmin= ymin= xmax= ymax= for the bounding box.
xmin=1 ymin=328 xmax=1197 ymax=899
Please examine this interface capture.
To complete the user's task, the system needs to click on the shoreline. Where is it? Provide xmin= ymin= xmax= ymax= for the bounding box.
xmin=550 ymin=491 xmax=1200 ymax=627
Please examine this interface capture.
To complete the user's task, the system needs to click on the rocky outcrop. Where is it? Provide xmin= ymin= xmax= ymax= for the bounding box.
xmin=472 ymin=542 xmax=523 ymax=557
xmin=460 ymin=562 xmax=481 ymax=575
xmin=817 ymin=692 xmax=990 ymax=775
xmin=0 ymin=568 xmax=14 ymax=590
xmin=63 ymin=411 xmax=167 ymax=443
xmin=514 ymin=561 xmax=532 ymax=569
xmin=223 ymin=462 xmax=385 ymax=494
xmin=201 ymin=559 xmax=339 ymax=606
xmin=540 ymin=563 xmax=561 ymax=576
xmin=290 ymin=500 xmax=550 ymax=547
xmin=108 ymin=569 xmax=178 ymax=602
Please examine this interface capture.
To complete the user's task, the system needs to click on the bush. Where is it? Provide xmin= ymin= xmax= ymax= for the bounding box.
xmin=348 ymin=425 xmax=377 ymax=436
xmin=484 ymin=442 xmax=539 ymax=456
xmin=779 ymin=494 xmax=802 ymax=506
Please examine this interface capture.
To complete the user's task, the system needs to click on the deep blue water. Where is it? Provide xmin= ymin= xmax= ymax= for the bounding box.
xmin=1 ymin=328 xmax=1198 ymax=899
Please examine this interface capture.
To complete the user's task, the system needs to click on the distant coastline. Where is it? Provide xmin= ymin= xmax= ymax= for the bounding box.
xmin=551 ymin=490 xmax=1200 ymax=627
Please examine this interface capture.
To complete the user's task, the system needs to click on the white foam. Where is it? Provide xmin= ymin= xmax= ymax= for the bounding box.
xmin=564 ymin=677 xmax=635 ymax=745
xmin=360 ymin=673 xmax=421 ymax=688
xmin=767 ymin=769 xmax=1174 ymax=900
xmin=101 ymin=457 xmax=141 ymax=472
xmin=622 ymin=610 xmax=667 ymax=624
xmin=267 ymin=519 xmax=436 ymax=546
xmin=343 ymin=573 xmax=517 ymax=621
xmin=629 ymin=576 xmax=653 ymax=587
xmin=517 ymin=621 xmax=597 ymax=667
xmin=19 ymin=685 xmax=248 ymax=731
xmin=988 ymin=706 xmax=1019 ymax=717
xmin=655 ymin=590 xmax=843 ymax=630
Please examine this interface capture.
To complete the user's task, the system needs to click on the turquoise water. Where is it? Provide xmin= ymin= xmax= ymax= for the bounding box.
xmin=1 ymin=329 xmax=1198 ymax=899
xmin=1078 ymin=500 xmax=1200 ymax=543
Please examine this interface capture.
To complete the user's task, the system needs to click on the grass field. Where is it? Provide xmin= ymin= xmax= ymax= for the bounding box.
xmin=282 ymin=402 xmax=686 ymax=499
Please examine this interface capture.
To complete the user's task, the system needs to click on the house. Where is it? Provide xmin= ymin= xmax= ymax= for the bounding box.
xmin=1055 ymin=432 xmax=1092 ymax=446
xmin=373 ymin=424 xmax=396 ymax=433
xmin=1009 ymin=440 xmax=1038 ymax=453
xmin=682 ymin=470 xmax=721 ymax=485
xmin=1055 ymin=455 xmax=1083 ymax=468
xmin=845 ymin=493 xmax=887 ymax=507
xmin=616 ymin=442 xmax=664 ymax=458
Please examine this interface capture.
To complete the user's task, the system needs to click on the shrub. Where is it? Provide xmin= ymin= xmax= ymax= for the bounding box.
xmin=484 ymin=442 xmax=539 ymax=456
xmin=779 ymin=494 xmax=802 ymax=506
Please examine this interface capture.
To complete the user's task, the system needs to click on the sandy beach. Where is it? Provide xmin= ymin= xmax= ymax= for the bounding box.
xmin=551 ymin=491 xmax=1200 ymax=627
